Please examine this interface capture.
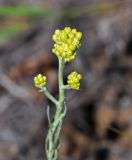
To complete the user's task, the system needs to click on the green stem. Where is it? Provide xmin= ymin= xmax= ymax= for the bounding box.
xmin=58 ymin=57 xmax=65 ymax=108
xmin=44 ymin=89 xmax=58 ymax=106
xmin=45 ymin=57 xmax=66 ymax=160
xmin=62 ymin=85 xmax=70 ymax=89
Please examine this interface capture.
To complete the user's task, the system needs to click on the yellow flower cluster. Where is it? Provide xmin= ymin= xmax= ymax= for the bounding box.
xmin=67 ymin=71 xmax=82 ymax=89
xmin=52 ymin=27 xmax=82 ymax=62
xmin=34 ymin=74 xmax=46 ymax=87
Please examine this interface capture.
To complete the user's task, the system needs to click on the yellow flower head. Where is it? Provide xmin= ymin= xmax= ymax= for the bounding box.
xmin=34 ymin=74 xmax=46 ymax=88
xmin=67 ymin=71 xmax=82 ymax=89
xmin=52 ymin=27 xmax=82 ymax=62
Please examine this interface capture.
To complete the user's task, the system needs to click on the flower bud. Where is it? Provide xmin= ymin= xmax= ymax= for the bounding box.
xmin=34 ymin=74 xmax=46 ymax=88
xmin=52 ymin=27 xmax=82 ymax=62
xmin=67 ymin=71 xmax=82 ymax=89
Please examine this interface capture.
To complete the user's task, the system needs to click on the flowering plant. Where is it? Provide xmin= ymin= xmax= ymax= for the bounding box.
xmin=34 ymin=27 xmax=82 ymax=160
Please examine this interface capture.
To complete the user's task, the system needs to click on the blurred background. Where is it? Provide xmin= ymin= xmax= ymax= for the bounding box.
xmin=0 ymin=0 xmax=132 ymax=160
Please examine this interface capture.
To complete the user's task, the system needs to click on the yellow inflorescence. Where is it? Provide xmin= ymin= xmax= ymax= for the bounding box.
xmin=52 ymin=27 xmax=82 ymax=62
xmin=67 ymin=71 xmax=82 ymax=89
xmin=34 ymin=74 xmax=46 ymax=87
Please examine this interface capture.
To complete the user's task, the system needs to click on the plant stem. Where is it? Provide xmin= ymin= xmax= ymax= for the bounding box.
xmin=62 ymin=85 xmax=70 ymax=89
xmin=45 ymin=57 xmax=66 ymax=160
xmin=44 ymin=89 xmax=58 ymax=106
xmin=58 ymin=57 xmax=65 ymax=109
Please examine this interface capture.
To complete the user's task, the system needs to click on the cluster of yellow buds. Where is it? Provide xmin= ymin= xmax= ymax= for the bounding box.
xmin=34 ymin=74 xmax=46 ymax=87
xmin=52 ymin=27 xmax=82 ymax=62
xmin=67 ymin=71 xmax=82 ymax=89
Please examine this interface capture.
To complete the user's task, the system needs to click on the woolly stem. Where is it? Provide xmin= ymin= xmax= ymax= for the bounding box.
xmin=45 ymin=57 xmax=66 ymax=160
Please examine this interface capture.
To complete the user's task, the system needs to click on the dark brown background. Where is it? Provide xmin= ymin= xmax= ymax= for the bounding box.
xmin=0 ymin=0 xmax=132 ymax=160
